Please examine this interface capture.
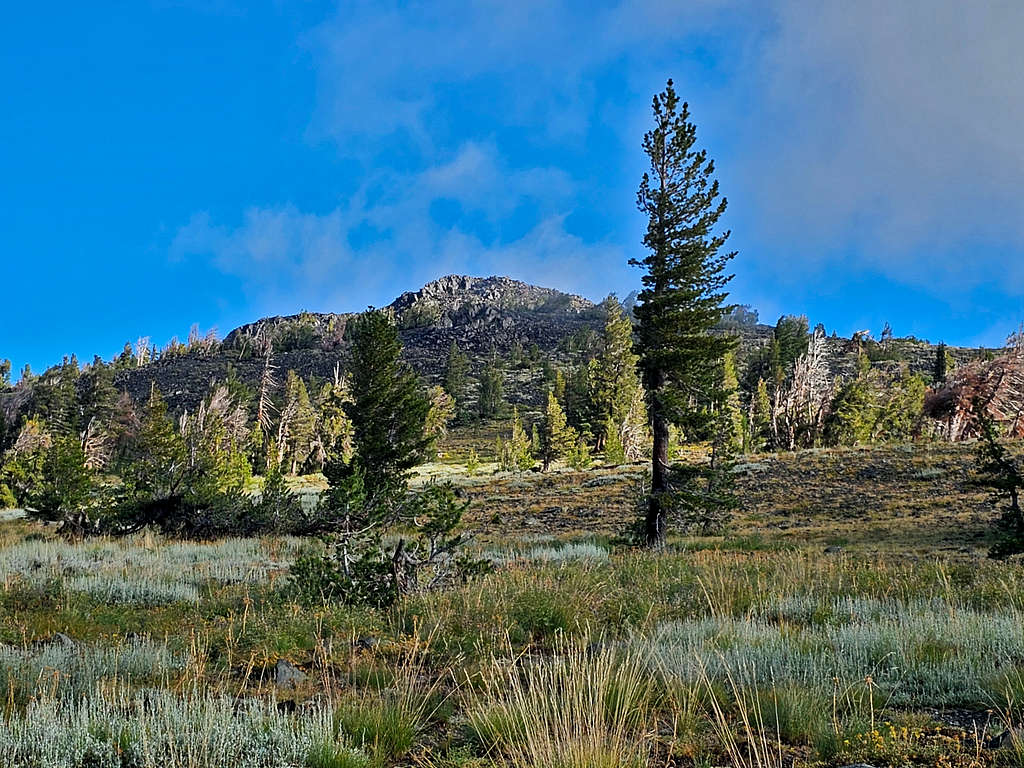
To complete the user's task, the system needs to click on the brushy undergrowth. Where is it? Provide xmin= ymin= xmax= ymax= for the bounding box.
xmin=4 ymin=527 xmax=1024 ymax=766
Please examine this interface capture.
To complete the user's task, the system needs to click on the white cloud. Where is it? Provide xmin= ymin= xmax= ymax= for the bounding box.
xmin=178 ymin=0 xmax=1024 ymax=316
xmin=171 ymin=143 xmax=627 ymax=311
xmin=736 ymin=0 xmax=1024 ymax=265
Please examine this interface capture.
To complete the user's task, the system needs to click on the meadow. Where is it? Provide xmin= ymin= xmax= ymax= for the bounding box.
xmin=1 ymin=441 xmax=1022 ymax=767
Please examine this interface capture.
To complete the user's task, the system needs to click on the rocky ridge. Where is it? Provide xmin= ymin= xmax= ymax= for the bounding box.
xmin=0 ymin=275 xmax=1003 ymax=420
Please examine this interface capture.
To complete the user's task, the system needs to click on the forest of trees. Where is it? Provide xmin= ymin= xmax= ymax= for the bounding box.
xmin=0 ymin=292 xmax=982 ymax=541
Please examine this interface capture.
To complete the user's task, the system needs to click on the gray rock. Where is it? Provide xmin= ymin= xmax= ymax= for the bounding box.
xmin=824 ymin=545 xmax=844 ymax=554
xmin=274 ymin=659 xmax=307 ymax=688
xmin=49 ymin=632 xmax=77 ymax=648
xmin=355 ymin=636 xmax=379 ymax=651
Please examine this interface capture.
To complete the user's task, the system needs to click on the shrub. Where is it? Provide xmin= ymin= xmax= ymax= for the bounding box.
xmin=290 ymin=482 xmax=490 ymax=607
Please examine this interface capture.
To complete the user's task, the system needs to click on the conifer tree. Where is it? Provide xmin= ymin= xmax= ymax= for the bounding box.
xmin=281 ymin=371 xmax=315 ymax=474
xmin=498 ymin=407 xmax=533 ymax=472
xmin=25 ymin=435 xmax=96 ymax=538
xmin=477 ymin=360 xmax=505 ymax=420
xmin=564 ymin=363 xmax=596 ymax=437
xmin=749 ymin=378 xmax=771 ymax=453
xmin=425 ymin=385 xmax=456 ymax=442
xmin=721 ymin=351 xmax=743 ymax=451
xmin=631 ymin=79 xmax=736 ymax=546
xmin=345 ymin=310 xmax=432 ymax=497
xmin=603 ymin=414 xmax=626 ymax=465
xmin=592 ymin=297 xmax=643 ymax=449
xmin=444 ymin=341 xmax=471 ymax=417
xmin=934 ymin=343 xmax=955 ymax=384
xmin=309 ymin=378 xmax=353 ymax=473
xmin=566 ymin=434 xmax=592 ymax=471
xmin=539 ymin=390 xmax=576 ymax=470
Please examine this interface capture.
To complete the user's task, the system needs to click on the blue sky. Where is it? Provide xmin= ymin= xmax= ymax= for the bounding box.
xmin=4 ymin=1 xmax=1024 ymax=378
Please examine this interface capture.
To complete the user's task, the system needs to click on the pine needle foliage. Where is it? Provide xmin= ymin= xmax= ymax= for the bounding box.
xmin=631 ymin=79 xmax=737 ymax=546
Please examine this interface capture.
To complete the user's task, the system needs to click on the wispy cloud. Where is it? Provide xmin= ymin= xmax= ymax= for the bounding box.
xmin=174 ymin=0 xmax=1024 ymax=328
xmin=170 ymin=141 xmax=623 ymax=311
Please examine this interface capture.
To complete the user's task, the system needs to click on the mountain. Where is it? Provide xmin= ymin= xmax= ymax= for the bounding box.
xmin=0 ymin=274 xmax=1001 ymax=422
xmin=112 ymin=276 xmax=605 ymax=414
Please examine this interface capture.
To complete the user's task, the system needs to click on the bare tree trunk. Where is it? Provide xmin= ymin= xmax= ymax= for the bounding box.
xmin=646 ymin=386 xmax=669 ymax=547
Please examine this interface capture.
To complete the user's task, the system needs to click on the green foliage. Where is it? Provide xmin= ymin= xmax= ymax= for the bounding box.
xmin=112 ymin=387 xmax=246 ymax=538
xmin=591 ymin=298 xmax=643 ymax=451
xmin=631 ymin=79 xmax=736 ymax=545
xmin=826 ymin=362 xmax=925 ymax=446
xmin=280 ymin=370 xmax=316 ymax=474
xmin=444 ymin=341 xmax=471 ymax=418
xmin=539 ymin=390 xmax=576 ymax=470
xmin=497 ymin=408 xmax=533 ymax=472
xmin=603 ymin=415 xmax=626 ymax=465
xmin=272 ymin=312 xmax=320 ymax=352
xmin=28 ymin=358 xmax=81 ymax=438
xmin=310 ymin=378 xmax=354 ymax=473
xmin=972 ymin=402 xmax=1024 ymax=557
xmin=934 ymin=343 xmax=949 ymax=383
xmin=24 ymin=435 xmax=97 ymax=537
xmin=465 ymin=447 xmax=480 ymax=475
xmin=477 ymin=360 xmax=506 ymax=420
xmin=747 ymin=378 xmax=771 ymax=453
xmin=827 ymin=374 xmax=875 ymax=446
xmin=0 ymin=358 xmax=10 ymax=388
xmin=424 ymin=386 xmax=455 ymax=443
xmin=564 ymin=362 xmax=597 ymax=437
xmin=0 ymin=424 xmax=47 ymax=508
xmin=305 ymin=742 xmax=371 ymax=768
xmin=772 ymin=315 xmax=810 ymax=376
xmin=291 ymin=482 xmax=489 ymax=607
xmin=566 ymin=434 xmax=593 ymax=471
xmin=248 ymin=457 xmax=307 ymax=534
xmin=720 ymin=351 xmax=743 ymax=452
xmin=346 ymin=310 xmax=432 ymax=496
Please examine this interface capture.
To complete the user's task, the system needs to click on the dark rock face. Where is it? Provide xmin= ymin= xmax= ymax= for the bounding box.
xmin=110 ymin=276 xmax=607 ymax=414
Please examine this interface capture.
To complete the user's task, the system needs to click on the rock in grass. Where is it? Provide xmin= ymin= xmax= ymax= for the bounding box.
xmin=582 ymin=475 xmax=625 ymax=488
xmin=49 ymin=632 xmax=77 ymax=648
xmin=274 ymin=659 xmax=307 ymax=688
xmin=355 ymin=635 xmax=380 ymax=651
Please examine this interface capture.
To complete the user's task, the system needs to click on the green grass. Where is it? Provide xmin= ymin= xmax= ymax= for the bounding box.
xmin=3 ymin=439 xmax=1024 ymax=765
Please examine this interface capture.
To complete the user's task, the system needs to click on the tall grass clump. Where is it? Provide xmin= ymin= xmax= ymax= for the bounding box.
xmin=465 ymin=640 xmax=657 ymax=768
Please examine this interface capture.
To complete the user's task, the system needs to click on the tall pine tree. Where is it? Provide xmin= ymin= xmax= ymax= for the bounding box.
xmin=345 ymin=310 xmax=432 ymax=497
xmin=631 ymin=79 xmax=736 ymax=546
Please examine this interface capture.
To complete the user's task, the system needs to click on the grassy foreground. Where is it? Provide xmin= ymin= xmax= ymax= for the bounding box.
xmin=1 ymin=443 xmax=1023 ymax=767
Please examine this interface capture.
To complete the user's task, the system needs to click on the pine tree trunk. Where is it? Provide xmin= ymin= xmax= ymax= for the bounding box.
xmin=647 ymin=399 xmax=669 ymax=547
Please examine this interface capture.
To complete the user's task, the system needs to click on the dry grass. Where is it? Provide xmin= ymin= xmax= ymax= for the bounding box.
xmin=465 ymin=639 xmax=658 ymax=768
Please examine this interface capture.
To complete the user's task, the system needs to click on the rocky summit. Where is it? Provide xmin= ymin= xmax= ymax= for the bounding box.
xmin=110 ymin=276 xmax=605 ymax=414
